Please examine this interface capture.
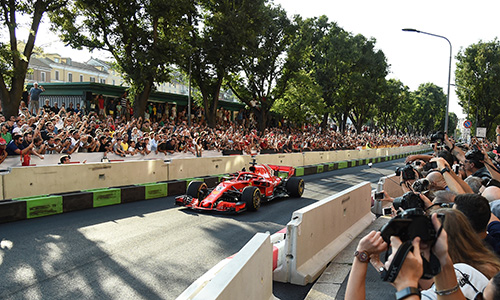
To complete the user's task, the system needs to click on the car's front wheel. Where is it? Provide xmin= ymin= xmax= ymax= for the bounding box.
xmin=186 ymin=181 xmax=208 ymax=199
xmin=242 ymin=186 xmax=261 ymax=211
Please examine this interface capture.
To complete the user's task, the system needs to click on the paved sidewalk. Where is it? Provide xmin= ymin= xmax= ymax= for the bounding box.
xmin=305 ymin=215 xmax=395 ymax=300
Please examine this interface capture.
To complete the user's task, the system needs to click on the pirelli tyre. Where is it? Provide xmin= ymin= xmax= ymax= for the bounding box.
xmin=242 ymin=186 xmax=261 ymax=211
xmin=186 ymin=181 xmax=208 ymax=200
xmin=286 ymin=177 xmax=305 ymax=198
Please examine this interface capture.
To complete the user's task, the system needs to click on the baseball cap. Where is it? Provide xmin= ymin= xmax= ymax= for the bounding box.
xmin=0 ymin=138 xmax=6 ymax=145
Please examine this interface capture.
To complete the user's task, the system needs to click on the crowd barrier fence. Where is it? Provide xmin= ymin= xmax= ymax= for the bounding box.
xmin=0 ymin=145 xmax=430 ymax=224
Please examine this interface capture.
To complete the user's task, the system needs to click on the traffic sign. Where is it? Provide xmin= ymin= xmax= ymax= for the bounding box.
xmin=463 ymin=120 xmax=472 ymax=128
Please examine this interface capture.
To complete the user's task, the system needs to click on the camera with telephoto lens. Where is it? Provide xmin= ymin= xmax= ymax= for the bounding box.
xmin=380 ymin=207 xmax=437 ymax=244
xmin=395 ymin=164 xmax=416 ymax=181
xmin=430 ymin=131 xmax=444 ymax=143
xmin=393 ymin=191 xmax=425 ymax=210
xmin=380 ymin=208 xmax=443 ymax=280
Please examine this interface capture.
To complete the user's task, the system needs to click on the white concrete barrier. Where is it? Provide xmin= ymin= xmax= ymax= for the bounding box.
xmin=382 ymin=174 xmax=404 ymax=198
xmin=176 ymin=233 xmax=276 ymax=300
xmin=274 ymin=182 xmax=374 ymax=285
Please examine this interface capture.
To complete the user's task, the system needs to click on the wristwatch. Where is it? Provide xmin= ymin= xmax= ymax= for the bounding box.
xmin=395 ymin=287 xmax=421 ymax=300
xmin=354 ymin=250 xmax=370 ymax=263
xmin=440 ymin=167 xmax=450 ymax=175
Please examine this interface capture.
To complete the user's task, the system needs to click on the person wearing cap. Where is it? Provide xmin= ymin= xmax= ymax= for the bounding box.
xmin=29 ymin=83 xmax=44 ymax=115
xmin=0 ymin=138 xmax=8 ymax=164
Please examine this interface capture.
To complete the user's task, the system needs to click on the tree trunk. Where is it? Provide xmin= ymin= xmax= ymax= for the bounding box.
xmin=133 ymin=82 xmax=153 ymax=119
xmin=320 ymin=113 xmax=329 ymax=129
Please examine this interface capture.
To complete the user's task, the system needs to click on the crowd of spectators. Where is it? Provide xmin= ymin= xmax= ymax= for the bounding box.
xmin=345 ymin=131 xmax=500 ymax=299
xmin=1 ymin=95 xmax=428 ymax=162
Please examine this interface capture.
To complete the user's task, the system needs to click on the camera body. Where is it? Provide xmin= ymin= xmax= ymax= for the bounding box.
xmin=430 ymin=131 xmax=444 ymax=143
xmin=380 ymin=208 xmax=437 ymax=244
xmin=412 ymin=178 xmax=430 ymax=193
xmin=393 ymin=191 xmax=425 ymax=210
xmin=395 ymin=164 xmax=416 ymax=181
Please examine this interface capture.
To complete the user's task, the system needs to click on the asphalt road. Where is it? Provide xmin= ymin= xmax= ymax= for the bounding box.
xmin=0 ymin=158 xmax=405 ymax=300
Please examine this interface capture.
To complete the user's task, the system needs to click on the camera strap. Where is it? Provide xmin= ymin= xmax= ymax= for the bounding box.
xmin=380 ymin=240 xmax=414 ymax=282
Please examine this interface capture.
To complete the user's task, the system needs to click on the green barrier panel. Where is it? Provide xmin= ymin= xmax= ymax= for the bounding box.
xmin=338 ymin=161 xmax=348 ymax=169
xmin=295 ymin=167 xmax=304 ymax=177
xmin=84 ymin=188 xmax=121 ymax=208
xmin=328 ymin=163 xmax=335 ymax=171
xmin=140 ymin=182 xmax=168 ymax=200
xmin=14 ymin=195 xmax=63 ymax=219
xmin=317 ymin=165 xmax=324 ymax=173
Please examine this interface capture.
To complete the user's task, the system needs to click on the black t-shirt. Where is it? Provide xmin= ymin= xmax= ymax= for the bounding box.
xmin=43 ymin=104 xmax=51 ymax=113
xmin=165 ymin=140 xmax=175 ymax=151
xmin=158 ymin=142 xmax=167 ymax=152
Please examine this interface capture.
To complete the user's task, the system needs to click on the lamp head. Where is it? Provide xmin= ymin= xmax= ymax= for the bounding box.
xmin=402 ymin=28 xmax=419 ymax=32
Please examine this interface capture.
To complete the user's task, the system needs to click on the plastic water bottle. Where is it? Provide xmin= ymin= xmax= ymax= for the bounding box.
xmin=371 ymin=177 xmax=385 ymax=215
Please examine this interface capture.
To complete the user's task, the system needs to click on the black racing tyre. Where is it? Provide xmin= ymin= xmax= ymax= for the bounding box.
xmin=242 ymin=186 xmax=261 ymax=211
xmin=186 ymin=181 xmax=208 ymax=199
xmin=286 ymin=177 xmax=305 ymax=198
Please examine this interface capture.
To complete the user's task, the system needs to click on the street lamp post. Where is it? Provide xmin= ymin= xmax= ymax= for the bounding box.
xmin=402 ymin=28 xmax=452 ymax=135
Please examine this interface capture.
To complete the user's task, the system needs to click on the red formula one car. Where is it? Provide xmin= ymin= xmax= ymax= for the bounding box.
xmin=175 ymin=160 xmax=305 ymax=213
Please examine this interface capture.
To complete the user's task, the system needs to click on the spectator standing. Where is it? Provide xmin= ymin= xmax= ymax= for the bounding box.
xmin=42 ymin=99 xmax=51 ymax=113
xmin=1 ymin=123 xmax=12 ymax=144
xmin=0 ymin=138 xmax=8 ymax=164
xmin=51 ymin=102 xmax=60 ymax=114
xmin=29 ymin=83 xmax=44 ymax=115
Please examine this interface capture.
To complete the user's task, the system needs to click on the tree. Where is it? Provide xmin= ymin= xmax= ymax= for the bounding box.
xmin=303 ymin=16 xmax=356 ymax=132
xmin=376 ymin=79 xmax=410 ymax=134
xmin=455 ymin=39 xmax=500 ymax=137
xmin=179 ymin=0 xmax=266 ymax=128
xmin=0 ymin=0 xmax=66 ymax=118
xmin=50 ymin=0 xmax=192 ymax=117
xmin=272 ymin=69 xmax=325 ymax=125
xmin=410 ymin=83 xmax=447 ymax=134
xmin=227 ymin=3 xmax=296 ymax=132
xmin=347 ymin=34 xmax=388 ymax=133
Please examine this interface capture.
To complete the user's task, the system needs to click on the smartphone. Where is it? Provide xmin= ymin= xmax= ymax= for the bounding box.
xmin=382 ymin=207 xmax=392 ymax=216
xmin=374 ymin=192 xmax=384 ymax=200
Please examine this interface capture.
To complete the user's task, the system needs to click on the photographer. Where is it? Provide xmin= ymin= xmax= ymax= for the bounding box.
xmin=428 ymin=157 xmax=468 ymax=195
xmin=346 ymin=214 xmax=474 ymax=299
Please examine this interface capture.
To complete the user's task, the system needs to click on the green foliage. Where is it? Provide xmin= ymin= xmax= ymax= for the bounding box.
xmin=0 ymin=0 xmax=67 ymax=117
xmin=50 ymin=0 xmax=192 ymax=116
xmin=409 ymin=83 xmax=447 ymax=134
xmin=272 ymin=70 xmax=325 ymax=124
xmin=455 ymin=39 xmax=500 ymax=137
xmin=227 ymin=3 xmax=297 ymax=131
xmin=182 ymin=0 xmax=267 ymax=127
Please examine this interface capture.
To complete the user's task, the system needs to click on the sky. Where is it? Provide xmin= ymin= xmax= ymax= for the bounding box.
xmin=6 ymin=0 xmax=500 ymax=120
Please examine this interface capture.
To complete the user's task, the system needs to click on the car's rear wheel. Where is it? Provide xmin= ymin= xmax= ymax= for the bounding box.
xmin=187 ymin=181 xmax=208 ymax=199
xmin=286 ymin=177 xmax=305 ymax=198
xmin=242 ymin=186 xmax=261 ymax=211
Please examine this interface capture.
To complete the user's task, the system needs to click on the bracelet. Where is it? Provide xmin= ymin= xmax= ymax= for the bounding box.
xmin=399 ymin=181 xmax=405 ymax=186
xmin=435 ymin=284 xmax=459 ymax=296
xmin=450 ymin=144 xmax=455 ymax=152
xmin=395 ymin=287 xmax=421 ymax=300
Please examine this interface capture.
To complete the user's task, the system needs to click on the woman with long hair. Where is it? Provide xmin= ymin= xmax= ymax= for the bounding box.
xmin=438 ymin=208 xmax=500 ymax=279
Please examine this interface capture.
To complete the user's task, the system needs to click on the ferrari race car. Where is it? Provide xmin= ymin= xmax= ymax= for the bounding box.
xmin=175 ymin=160 xmax=305 ymax=213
